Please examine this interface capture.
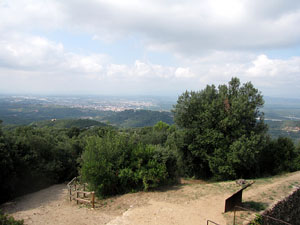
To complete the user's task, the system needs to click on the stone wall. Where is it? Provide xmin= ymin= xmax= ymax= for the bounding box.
xmin=262 ymin=187 xmax=300 ymax=225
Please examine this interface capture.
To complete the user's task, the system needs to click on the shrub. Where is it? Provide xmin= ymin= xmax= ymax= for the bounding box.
xmin=80 ymin=132 xmax=176 ymax=198
xmin=0 ymin=210 xmax=24 ymax=225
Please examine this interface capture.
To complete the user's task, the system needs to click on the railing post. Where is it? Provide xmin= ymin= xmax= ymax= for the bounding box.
xmin=69 ymin=186 xmax=72 ymax=201
xmin=92 ymin=191 xmax=95 ymax=208
xmin=76 ymin=191 xmax=79 ymax=205
xmin=83 ymin=183 xmax=86 ymax=198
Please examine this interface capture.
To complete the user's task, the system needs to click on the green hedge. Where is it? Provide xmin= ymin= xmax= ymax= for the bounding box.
xmin=80 ymin=131 xmax=177 ymax=198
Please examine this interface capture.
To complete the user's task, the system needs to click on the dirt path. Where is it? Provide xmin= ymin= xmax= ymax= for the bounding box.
xmin=2 ymin=171 xmax=300 ymax=225
xmin=2 ymin=184 xmax=115 ymax=225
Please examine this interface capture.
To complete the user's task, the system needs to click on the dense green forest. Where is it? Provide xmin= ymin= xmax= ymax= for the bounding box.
xmin=102 ymin=109 xmax=173 ymax=127
xmin=1 ymin=78 xmax=300 ymax=205
xmin=29 ymin=119 xmax=108 ymax=129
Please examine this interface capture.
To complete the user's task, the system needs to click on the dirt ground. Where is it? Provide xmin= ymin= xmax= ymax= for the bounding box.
xmin=2 ymin=171 xmax=300 ymax=225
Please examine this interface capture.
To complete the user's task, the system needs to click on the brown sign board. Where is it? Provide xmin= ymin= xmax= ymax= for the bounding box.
xmin=224 ymin=181 xmax=255 ymax=212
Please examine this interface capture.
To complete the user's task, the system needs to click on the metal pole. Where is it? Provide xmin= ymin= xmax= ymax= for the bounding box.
xmin=233 ymin=207 xmax=236 ymax=225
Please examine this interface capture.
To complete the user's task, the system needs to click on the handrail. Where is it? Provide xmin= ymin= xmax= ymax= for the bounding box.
xmin=67 ymin=177 xmax=77 ymax=188
xmin=67 ymin=177 xmax=95 ymax=208
xmin=233 ymin=206 xmax=292 ymax=225
xmin=67 ymin=177 xmax=78 ymax=201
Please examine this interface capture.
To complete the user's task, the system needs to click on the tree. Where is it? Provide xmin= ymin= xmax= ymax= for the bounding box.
xmin=173 ymin=77 xmax=268 ymax=179
xmin=262 ymin=137 xmax=298 ymax=174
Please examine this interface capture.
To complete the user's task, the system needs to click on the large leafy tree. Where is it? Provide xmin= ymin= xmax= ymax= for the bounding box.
xmin=173 ymin=77 xmax=268 ymax=179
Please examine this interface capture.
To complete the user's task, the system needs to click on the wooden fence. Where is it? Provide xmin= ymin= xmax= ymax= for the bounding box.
xmin=67 ymin=177 xmax=95 ymax=208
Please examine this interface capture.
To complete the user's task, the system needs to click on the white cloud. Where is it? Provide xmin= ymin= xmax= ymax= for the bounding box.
xmin=245 ymin=55 xmax=300 ymax=88
xmin=246 ymin=54 xmax=300 ymax=79
xmin=1 ymin=0 xmax=300 ymax=97
xmin=175 ymin=67 xmax=195 ymax=78
xmin=2 ymin=0 xmax=300 ymax=55
xmin=0 ymin=34 xmax=64 ymax=70
xmin=57 ymin=0 xmax=300 ymax=55
xmin=0 ymin=33 xmax=198 ymax=95
xmin=183 ymin=53 xmax=300 ymax=97
xmin=0 ymin=0 xmax=65 ymax=33
xmin=0 ymin=33 xmax=109 ymax=74
xmin=1 ymin=32 xmax=300 ymax=97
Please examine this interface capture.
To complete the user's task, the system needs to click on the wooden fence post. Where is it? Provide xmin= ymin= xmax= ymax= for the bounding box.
xmin=83 ymin=184 xmax=86 ymax=198
xmin=69 ymin=187 xmax=72 ymax=201
xmin=92 ymin=191 xmax=95 ymax=208
xmin=76 ymin=191 xmax=79 ymax=205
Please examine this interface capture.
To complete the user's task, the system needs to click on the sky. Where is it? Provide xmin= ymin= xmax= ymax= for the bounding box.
xmin=0 ymin=0 xmax=300 ymax=97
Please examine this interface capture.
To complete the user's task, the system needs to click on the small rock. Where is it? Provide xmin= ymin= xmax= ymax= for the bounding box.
xmin=236 ymin=179 xmax=247 ymax=186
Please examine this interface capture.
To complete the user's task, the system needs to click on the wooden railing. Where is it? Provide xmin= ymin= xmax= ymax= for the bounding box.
xmin=67 ymin=177 xmax=95 ymax=208
xmin=75 ymin=190 xmax=95 ymax=208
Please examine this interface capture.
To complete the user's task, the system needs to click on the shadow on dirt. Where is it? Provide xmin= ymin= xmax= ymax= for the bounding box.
xmin=1 ymin=184 xmax=67 ymax=214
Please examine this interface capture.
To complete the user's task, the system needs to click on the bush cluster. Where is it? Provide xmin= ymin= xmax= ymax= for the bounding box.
xmin=80 ymin=131 xmax=177 ymax=197
xmin=0 ymin=124 xmax=84 ymax=203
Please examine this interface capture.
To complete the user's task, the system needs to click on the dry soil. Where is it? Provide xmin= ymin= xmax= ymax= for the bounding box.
xmin=2 ymin=171 xmax=300 ymax=225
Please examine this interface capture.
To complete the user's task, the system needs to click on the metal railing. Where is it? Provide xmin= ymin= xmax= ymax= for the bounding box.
xmin=207 ymin=220 xmax=221 ymax=225
xmin=233 ymin=206 xmax=292 ymax=225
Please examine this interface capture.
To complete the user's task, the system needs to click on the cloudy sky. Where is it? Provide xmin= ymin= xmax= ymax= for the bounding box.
xmin=0 ymin=0 xmax=300 ymax=97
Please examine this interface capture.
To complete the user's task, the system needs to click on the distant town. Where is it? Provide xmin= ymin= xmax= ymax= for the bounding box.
xmin=1 ymin=95 xmax=176 ymax=112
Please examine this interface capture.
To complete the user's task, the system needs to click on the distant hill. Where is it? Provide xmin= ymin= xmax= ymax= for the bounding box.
xmin=102 ymin=109 xmax=174 ymax=128
xmin=30 ymin=119 xmax=107 ymax=129
xmin=0 ymin=103 xmax=111 ymax=125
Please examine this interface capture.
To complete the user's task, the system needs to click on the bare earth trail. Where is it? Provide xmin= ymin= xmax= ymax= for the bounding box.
xmin=3 ymin=171 xmax=300 ymax=225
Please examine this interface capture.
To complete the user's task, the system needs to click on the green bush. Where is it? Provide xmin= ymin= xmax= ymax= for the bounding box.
xmin=249 ymin=214 xmax=263 ymax=225
xmin=0 ymin=210 xmax=24 ymax=225
xmin=0 ymin=125 xmax=83 ymax=203
xmin=260 ymin=137 xmax=298 ymax=175
xmin=80 ymin=131 xmax=176 ymax=198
